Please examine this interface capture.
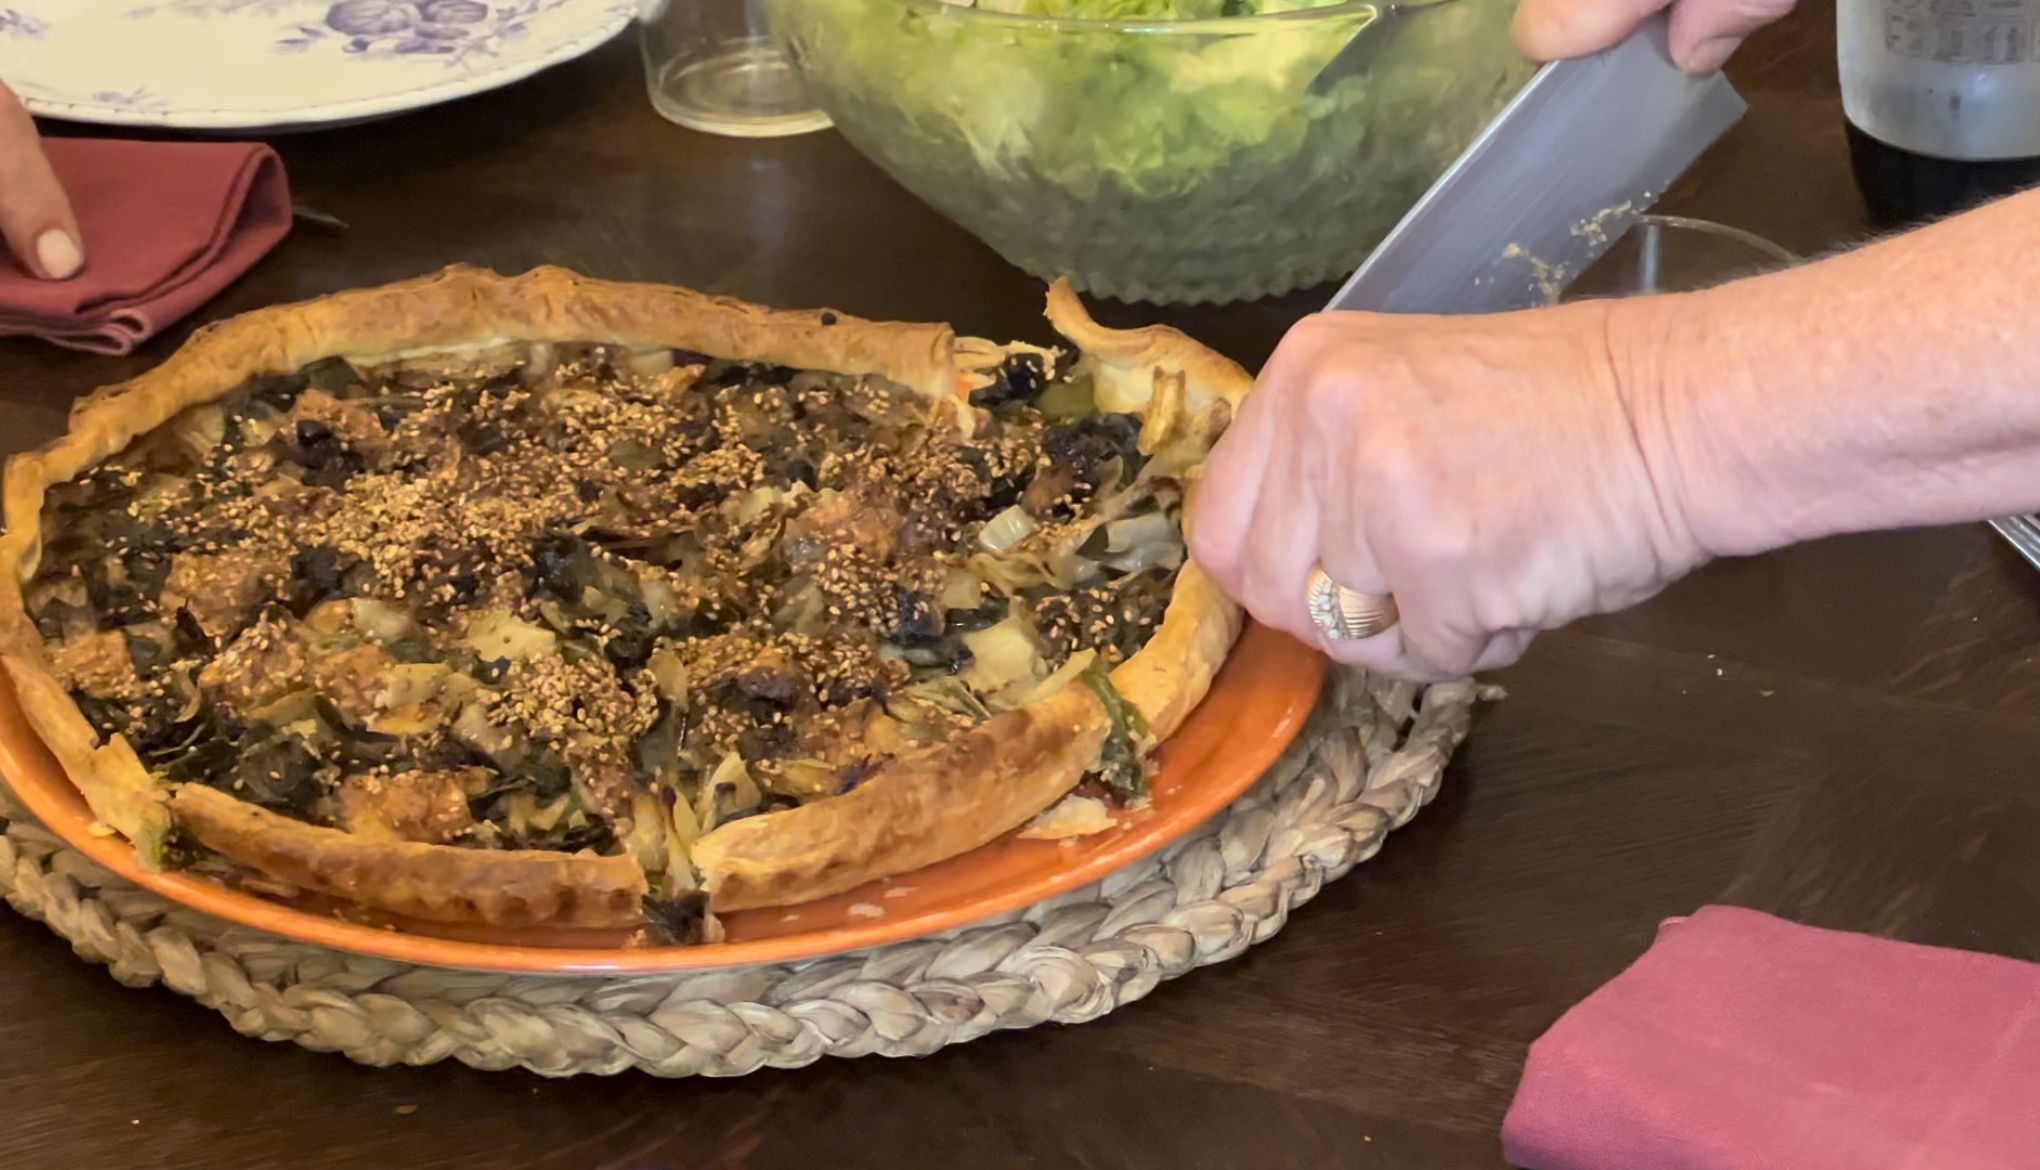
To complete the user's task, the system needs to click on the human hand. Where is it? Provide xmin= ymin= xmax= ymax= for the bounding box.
xmin=0 ymin=79 xmax=81 ymax=280
xmin=1188 ymin=300 xmax=1705 ymax=681
xmin=1513 ymin=0 xmax=1797 ymax=74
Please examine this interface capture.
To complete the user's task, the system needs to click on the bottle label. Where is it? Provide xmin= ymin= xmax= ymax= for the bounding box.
xmin=1884 ymin=0 xmax=2037 ymax=64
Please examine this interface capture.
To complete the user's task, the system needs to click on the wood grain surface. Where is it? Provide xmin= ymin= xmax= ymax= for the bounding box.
xmin=5 ymin=4 xmax=2026 ymax=1167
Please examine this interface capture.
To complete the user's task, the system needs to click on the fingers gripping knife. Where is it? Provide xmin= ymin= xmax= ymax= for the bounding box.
xmin=1297 ymin=16 xmax=1744 ymax=642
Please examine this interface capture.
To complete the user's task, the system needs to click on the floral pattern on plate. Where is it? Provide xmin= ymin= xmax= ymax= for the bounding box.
xmin=0 ymin=8 xmax=46 ymax=36
xmin=280 ymin=1 xmax=575 ymax=67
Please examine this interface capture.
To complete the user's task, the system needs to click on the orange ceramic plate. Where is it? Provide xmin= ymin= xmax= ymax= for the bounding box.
xmin=0 ymin=623 xmax=1323 ymax=973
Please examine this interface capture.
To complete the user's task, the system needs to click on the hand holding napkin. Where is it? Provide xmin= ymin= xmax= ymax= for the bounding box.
xmin=0 ymin=137 xmax=292 ymax=355
xmin=1503 ymin=905 xmax=2040 ymax=1170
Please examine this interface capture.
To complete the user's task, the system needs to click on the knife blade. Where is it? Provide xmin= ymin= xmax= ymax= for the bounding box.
xmin=1323 ymin=15 xmax=1745 ymax=316
xmin=1307 ymin=0 xmax=1464 ymax=97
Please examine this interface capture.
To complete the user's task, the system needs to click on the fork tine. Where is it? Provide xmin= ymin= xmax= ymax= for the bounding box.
xmin=1989 ymin=516 xmax=2040 ymax=572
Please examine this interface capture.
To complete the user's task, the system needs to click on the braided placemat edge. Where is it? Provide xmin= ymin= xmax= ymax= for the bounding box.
xmin=0 ymin=667 xmax=1492 ymax=1077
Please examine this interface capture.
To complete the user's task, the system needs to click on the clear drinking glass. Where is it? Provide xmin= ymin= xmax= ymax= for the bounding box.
xmin=639 ymin=0 xmax=830 ymax=138
xmin=1566 ymin=215 xmax=1800 ymax=299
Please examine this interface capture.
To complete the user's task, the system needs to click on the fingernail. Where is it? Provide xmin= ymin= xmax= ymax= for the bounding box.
xmin=34 ymin=229 xmax=82 ymax=280
xmin=1678 ymin=35 xmax=1737 ymax=75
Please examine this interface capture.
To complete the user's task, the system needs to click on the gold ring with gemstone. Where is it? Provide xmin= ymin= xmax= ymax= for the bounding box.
xmin=1304 ymin=566 xmax=1399 ymax=641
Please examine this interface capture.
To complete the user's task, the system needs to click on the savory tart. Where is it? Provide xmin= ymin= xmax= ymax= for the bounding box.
xmin=0 ymin=266 xmax=1250 ymax=941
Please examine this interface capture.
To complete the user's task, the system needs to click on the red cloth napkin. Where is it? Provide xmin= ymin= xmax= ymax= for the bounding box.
xmin=1503 ymin=905 xmax=2040 ymax=1170
xmin=0 ymin=138 xmax=292 ymax=355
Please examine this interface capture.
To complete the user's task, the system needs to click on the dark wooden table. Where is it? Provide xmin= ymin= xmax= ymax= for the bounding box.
xmin=6 ymin=4 xmax=2033 ymax=1166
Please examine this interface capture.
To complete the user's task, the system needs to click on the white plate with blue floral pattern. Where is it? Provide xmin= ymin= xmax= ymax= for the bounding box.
xmin=0 ymin=1 xmax=636 ymax=131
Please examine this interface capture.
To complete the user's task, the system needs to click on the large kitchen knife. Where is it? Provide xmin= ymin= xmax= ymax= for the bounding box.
xmin=1323 ymin=15 xmax=1746 ymax=315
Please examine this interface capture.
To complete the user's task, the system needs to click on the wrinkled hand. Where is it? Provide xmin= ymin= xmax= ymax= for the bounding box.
xmin=1188 ymin=302 xmax=1704 ymax=681
xmin=0 ymin=79 xmax=81 ymax=280
xmin=1513 ymin=0 xmax=1797 ymax=73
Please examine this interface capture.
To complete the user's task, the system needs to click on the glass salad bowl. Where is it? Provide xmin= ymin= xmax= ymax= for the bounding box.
xmin=766 ymin=0 xmax=1535 ymax=304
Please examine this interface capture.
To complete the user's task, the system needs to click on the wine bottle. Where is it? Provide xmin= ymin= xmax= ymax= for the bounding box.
xmin=1838 ymin=0 xmax=2040 ymax=228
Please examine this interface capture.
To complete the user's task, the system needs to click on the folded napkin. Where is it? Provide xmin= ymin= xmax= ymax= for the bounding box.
xmin=0 ymin=138 xmax=292 ymax=355
xmin=1503 ymin=905 xmax=2040 ymax=1170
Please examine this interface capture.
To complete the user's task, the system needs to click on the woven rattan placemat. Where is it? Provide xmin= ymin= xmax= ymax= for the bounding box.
xmin=0 ymin=666 xmax=1488 ymax=1077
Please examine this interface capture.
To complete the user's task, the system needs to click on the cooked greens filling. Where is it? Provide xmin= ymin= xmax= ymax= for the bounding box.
xmin=28 ymin=341 xmax=1188 ymax=900
xmin=1081 ymin=661 xmax=1152 ymax=804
